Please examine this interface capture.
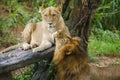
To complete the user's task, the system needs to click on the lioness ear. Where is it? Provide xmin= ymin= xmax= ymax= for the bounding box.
xmin=57 ymin=4 xmax=62 ymax=13
xmin=39 ymin=7 xmax=44 ymax=13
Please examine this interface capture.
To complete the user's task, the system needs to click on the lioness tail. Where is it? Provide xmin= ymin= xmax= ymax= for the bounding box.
xmin=0 ymin=44 xmax=21 ymax=54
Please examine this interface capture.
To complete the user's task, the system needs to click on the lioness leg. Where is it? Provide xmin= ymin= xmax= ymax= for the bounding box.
xmin=32 ymin=41 xmax=52 ymax=52
xmin=22 ymin=23 xmax=36 ymax=50
xmin=22 ymin=42 xmax=31 ymax=50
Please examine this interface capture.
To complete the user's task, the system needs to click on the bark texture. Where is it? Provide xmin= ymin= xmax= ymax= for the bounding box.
xmin=60 ymin=0 xmax=100 ymax=54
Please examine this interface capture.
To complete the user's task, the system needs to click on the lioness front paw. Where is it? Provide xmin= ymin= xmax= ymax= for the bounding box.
xmin=32 ymin=47 xmax=44 ymax=53
xmin=22 ymin=43 xmax=31 ymax=50
xmin=32 ymin=42 xmax=52 ymax=53
xmin=0 ymin=52 xmax=3 ymax=54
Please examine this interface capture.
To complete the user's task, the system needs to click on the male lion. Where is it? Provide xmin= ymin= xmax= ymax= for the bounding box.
xmin=53 ymin=31 xmax=120 ymax=80
xmin=0 ymin=6 xmax=70 ymax=53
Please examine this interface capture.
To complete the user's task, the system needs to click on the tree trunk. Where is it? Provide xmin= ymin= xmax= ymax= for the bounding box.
xmin=61 ymin=0 xmax=100 ymax=54
xmin=32 ymin=0 xmax=100 ymax=80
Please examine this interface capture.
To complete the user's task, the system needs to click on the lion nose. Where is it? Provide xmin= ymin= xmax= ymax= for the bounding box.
xmin=48 ymin=22 xmax=53 ymax=25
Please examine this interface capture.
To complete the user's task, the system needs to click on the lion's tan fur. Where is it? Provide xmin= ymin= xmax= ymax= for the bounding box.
xmin=90 ymin=65 xmax=120 ymax=80
xmin=53 ymin=31 xmax=120 ymax=80
xmin=0 ymin=6 xmax=70 ymax=53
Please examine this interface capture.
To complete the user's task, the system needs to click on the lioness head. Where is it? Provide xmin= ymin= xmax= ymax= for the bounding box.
xmin=39 ymin=5 xmax=62 ymax=31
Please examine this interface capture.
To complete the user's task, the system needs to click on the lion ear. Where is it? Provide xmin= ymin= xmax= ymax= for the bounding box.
xmin=57 ymin=4 xmax=62 ymax=13
xmin=39 ymin=7 xmax=44 ymax=13
xmin=73 ymin=37 xmax=81 ymax=44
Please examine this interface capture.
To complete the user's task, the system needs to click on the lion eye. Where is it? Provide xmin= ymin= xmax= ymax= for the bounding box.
xmin=52 ymin=14 xmax=56 ymax=17
xmin=62 ymin=39 xmax=64 ymax=42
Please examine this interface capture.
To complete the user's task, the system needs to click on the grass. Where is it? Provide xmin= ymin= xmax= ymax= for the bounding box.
xmin=89 ymin=29 xmax=120 ymax=58
xmin=13 ymin=71 xmax=32 ymax=80
xmin=13 ymin=66 xmax=33 ymax=80
xmin=89 ymin=39 xmax=120 ymax=56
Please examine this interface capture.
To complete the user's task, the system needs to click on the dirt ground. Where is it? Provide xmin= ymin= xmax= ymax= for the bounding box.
xmin=90 ymin=56 xmax=120 ymax=67
xmin=11 ymin=56 xmax=120 ymax=77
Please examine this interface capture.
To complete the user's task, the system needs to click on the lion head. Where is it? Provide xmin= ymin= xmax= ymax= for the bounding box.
xmin=54 ymin=30 xmax=80 ymax=45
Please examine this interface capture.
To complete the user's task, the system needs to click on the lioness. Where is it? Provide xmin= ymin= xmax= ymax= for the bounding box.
xmin=0 ymin=5 xmax=70 ymax=53
xmin=53 ymin=31 xmax=120 ymax=80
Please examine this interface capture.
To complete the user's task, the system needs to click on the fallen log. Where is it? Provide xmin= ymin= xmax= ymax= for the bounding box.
xmin=0 ymin=47 xmax=54 ymax=74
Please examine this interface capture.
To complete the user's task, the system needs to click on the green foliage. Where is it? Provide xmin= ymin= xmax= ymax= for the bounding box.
xmin=89 ymin=56 xmax=98 ymax=62
xmin=92 ymin=0 xmax=120 ymax=30
xmin=90 ymin=0 xmax=120 ymax=58
xmin=92 ymin=29 xmax=120 ymax=43
xmin=13 ymin=70 xmax=33 ymax=80
xmin=0 ymin=0 xmax=31 ymax=46
xmin=89 ymin=29 xmax=120 ymax=57
xmin=13 ymin=66 xmax=33 ymax=80
xmin=13 ymin=71 xmax=32 ymax=80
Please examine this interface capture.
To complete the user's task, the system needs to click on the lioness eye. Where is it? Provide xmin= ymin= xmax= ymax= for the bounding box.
xmin=44 ymin=14 xmax=47 ymax=17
